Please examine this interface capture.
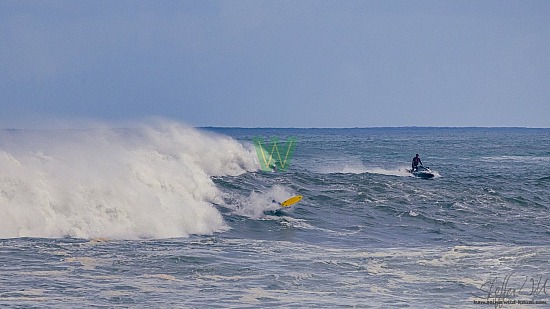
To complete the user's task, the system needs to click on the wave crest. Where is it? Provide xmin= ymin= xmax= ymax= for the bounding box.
xmin=0 ymin=121 xmax=257 ymax=239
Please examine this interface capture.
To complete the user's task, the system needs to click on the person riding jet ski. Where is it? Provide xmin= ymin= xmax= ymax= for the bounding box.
xmin=412 ymin=154 xmax=422 ymax=172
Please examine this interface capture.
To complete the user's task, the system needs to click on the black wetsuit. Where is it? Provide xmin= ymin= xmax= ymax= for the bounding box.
xmin=412 ymin=156 xmax=422 ymax=171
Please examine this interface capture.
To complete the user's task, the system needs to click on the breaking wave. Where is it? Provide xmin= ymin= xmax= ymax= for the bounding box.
xmin=0 ymin=121 xmax=257 ymax=239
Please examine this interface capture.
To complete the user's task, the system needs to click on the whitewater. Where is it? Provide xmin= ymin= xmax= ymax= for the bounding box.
xmin=1 ymin=123 xmax=549 ymax=308
xmin=0 ymin=122 xmax=258 ymax=239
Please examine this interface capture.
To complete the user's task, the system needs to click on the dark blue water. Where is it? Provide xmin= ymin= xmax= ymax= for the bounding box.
xmin=1 ymin=126 xmax=549 ymax=307
xmin=214 ymin=127 xmax=550 ymax=245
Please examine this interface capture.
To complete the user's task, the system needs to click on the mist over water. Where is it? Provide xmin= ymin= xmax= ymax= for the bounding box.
xmin=0 ymin=121 xmax=257 ymax=239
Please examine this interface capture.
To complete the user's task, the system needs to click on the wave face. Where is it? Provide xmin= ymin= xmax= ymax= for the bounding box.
xmin=0 ymin=122 xmax=257 ymax=239
xmin=1 ymin=127 xmax=550 ymax=308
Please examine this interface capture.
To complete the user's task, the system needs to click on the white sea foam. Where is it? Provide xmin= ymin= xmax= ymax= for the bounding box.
xmin=231 ymin=185 xmax=293 ymax=219
xmin=0 ymin=121 xmax=258 ymax=239
xmin=315 ymin=160 xmax=369 ymax=174
xmin=366 ymin=167 xmax=413 ymax=177
xmin=315 ymin=160 xmax=417 ymax=177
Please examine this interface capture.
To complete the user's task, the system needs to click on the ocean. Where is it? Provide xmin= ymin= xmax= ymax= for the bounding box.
xmin=1 ymin=122 xmax=549 ymax=308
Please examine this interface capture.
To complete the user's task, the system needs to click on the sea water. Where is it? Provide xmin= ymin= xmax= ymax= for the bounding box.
xmin=1 ymin=122 xmax=549 ymax=308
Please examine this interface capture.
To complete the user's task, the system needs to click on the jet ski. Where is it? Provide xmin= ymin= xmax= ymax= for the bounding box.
xmin=408 ymin=165 xmax=435 ymax=179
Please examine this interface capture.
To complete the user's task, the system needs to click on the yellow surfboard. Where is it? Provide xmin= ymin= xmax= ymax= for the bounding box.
xmin=280 ymin=195 xmax=303 ymax=208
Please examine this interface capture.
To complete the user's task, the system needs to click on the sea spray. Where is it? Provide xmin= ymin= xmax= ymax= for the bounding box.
xmin=0 ymin=121 xmax=258 ymax=239
xmin=228 ymin=185 xmax=294 ymax=219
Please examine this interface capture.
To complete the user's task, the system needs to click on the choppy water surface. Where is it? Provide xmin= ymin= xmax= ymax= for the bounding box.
xmin=1 ymin=125 xmax=549 ymax=307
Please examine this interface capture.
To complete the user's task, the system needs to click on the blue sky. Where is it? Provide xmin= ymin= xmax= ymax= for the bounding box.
xmin=1 ymin=1 xmax=549 ymax=128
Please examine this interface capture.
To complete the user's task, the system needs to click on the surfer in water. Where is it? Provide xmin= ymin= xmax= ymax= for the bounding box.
xmin=411 ymin=154 xmax=422 ymax=172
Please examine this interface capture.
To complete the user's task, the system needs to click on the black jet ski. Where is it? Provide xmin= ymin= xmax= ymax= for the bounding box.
xmin=408 ymin=165 xmax=435 ymax=179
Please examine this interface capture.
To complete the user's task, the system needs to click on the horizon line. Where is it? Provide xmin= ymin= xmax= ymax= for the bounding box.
xmin=2 ymin=124 xmax=549 ymax=130
xmin=200 ymin=125 xmax=550 ymax=130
